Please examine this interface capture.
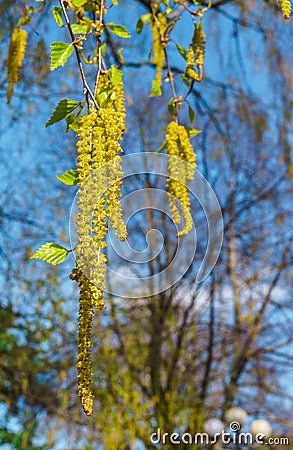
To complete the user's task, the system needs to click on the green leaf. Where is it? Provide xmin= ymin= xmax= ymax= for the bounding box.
xmin=136 ymin=13 xmax=152 ymax=34
xmin=53 ymin=7 xmax=63 ymax=28
xmin=17 ymin=16 xmax=31 ymax=27
xmin=50 ymin=42 xmax=73 ymax=71
xmin=176 ymin=43 xmax=187 ymax=60
xmin=168 ymin=98 xmax=176 ymax=118
xmin=107 ymin=23 xmax=130 ymax=38
xmin=65 ymin=113 xmax=80 ymax=132
xmin=30 ymin=243 xmax=69 ymax=265
xmin=96 ymin=88 xmax=116 ymax=107
xmin=158 ymin=140 xmax=167 ymax=153
xmin=136 ymin=18 xmax=144 ymax=35
xmin=71 ymin=24 xmax=89 ymax=34
xmin=148 ymin=46 xmax=153 ymax=61
xmin=110 ymin=66 xmax=123 ymax=85
xmin=181 ymin=73 xmax=190 ymax=87
xmin=188 ymin=104 xmax=195 ymax=124
xmin=185 ymin=126 xmax=201 ymax=138
xmin=56 ymin=169 xmax=78 ymax=185
xmin=45 ymin=99 xmax=80 ymax=128
xmin=84 ymin=1 xmax=95 ymax=11
xmin=72 ymin=0 xmax=88 ymax=6
xmin=149 ymin=79 xmax=162 ymax=97
xmin=100 ymin=42 xmax=107 ymax=57
xmin=112 ymin=0 xmax=119 ymax=4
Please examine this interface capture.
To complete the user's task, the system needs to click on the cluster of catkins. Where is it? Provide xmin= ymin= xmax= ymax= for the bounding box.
xmin=70 ymin=73 xmax=126 ymax=416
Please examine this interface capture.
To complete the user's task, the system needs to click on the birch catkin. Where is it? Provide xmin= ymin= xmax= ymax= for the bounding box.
xmin=71 ymin=73 xmax=127 ymax=415
xmin=151 ymin=13 xmax=167 ymax=87
xmin=6 ymin=27 xmax=27 ymax=104
xmin=166 ymin=122 xmax=196 ymax=237
xmin=278 ymin=0 xmax=291 ymax=20
xmin=186 ymin=22 xmax=206 ymax=82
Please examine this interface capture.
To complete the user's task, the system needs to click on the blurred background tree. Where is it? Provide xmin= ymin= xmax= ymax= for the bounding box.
xmin=0 ymin=0 xmax=292 ymax=448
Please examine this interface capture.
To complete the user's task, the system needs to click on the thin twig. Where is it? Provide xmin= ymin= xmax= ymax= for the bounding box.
xmin=151 ymin=3 xmax=179 ymax=121
xmin=59 ymin=0 xmax=99 ymax=110
xmin=15 ymin=0 xmax=39 ymax=35
xmin=163 ymin=48 xmax=179 ymax=122
xmin=94 ymin=0 xmax=105 ymax=96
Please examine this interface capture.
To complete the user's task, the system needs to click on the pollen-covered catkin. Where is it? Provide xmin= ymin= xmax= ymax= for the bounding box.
xmin=166 ymin=122 xmax=196 ymax=236
xmin=186 ymin=22 xmax=205 ymax=82
xmin=70 ymin=268 xmax=103 ymax=417
xmin=6 ymin=27 xmax=27 ymax=104
xmin=71 ymin=71 xmax=127 ymax=416
xmin=151 ymin=13 xmax=167 ymax=87
xmin=278 ymin=0 xmax=291 ymax=19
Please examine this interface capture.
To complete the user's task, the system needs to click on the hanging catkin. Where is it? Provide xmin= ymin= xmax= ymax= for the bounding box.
xmin=71 ymin=70 xmax=127 ymax=416
xmin=278 ymin=0 xmax=291 ymax=19
xmin=166 ymin=121 xmax=196 ymax=237
xmin=186 ymin=22 xmax=206 ymax=82
xmin=151 ymin=13 xmax=167 ymax=87
xmin=6 ymin=27 xmax=27 ymax=104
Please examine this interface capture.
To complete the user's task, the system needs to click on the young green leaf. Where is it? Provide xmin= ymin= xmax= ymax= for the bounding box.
xmin=107 ymin=23 xmax=130 ymax=38
xmin=50 ymin=42 xmax=73 ymax=71
xmin=136 ymin=18 xmax=144 ymax=34
xmin=65 ymin=113 xmax=80 ymax=132
xmin=45 ymin=99 xmax=80 ymax=128
xmin=188 ymin=104 xmax=195 ymax=125
xmin=101 ymin=42 xmax=107 ymax=57
xmin=110 ymin=66 xmax=123 ymax=85
xmin=71 ymin=24 xmax=89 ymax=34
xmin=96 ymin=88 xmax=116 ymax=107
xmin=30 ymin=243 xmax=69 ymax=265
xmin=149 ymin=79 xmax=162 ymax=97
xmin=136 ymin=13 xmax=152 ymax=34
xmin=56 ymin=170 xmax=78 ymax=186
xmin=72 ymin=0 xmax=88 ymax=6
xmin=84 ymin=1 xmax=95 ymax=11
xmin=53 ymin=7 xmax=63 ymax=28
xmin=176 ymin=43 xmax=187 ymax=60
xmin=185 ymin=126 xmax=201 ymax=138
xmin=181 ymin=73 xmax=191 ymax=87
xmin=158 ymin=140 xmax=167 ymax=153
xmin=168 ymin=98 xmax=176 ymax=118
xmin=17 ymin=16 xmax=31 ymax=28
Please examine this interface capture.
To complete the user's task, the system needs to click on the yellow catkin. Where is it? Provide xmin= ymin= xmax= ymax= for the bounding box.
xmin=151 ymin=13 xmax=167 ymax=86
xmin=186 ymin=22 xmax=206 ymax=82
xmin=114 ymin=77 xmax=126 ymax=115
xmin=166 ymin=121 xmax=196 ymax=236
xmin=70 ymin=268 xmax=101 ymax=417
xmin=99 ymin=108 xmax=127 ymax=241
xmin=71 ymin=71 xmax=127 ymax=416
xmin=278 ymin=0 xmax=291 ymax=19
xmin=6 ymin=27 xmax=27 ymax=104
